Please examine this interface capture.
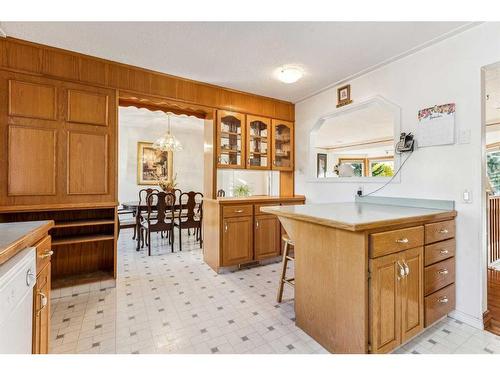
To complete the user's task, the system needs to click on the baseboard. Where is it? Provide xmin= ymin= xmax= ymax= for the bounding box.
xmin=448 ymin=310 xmax=484 ymax=330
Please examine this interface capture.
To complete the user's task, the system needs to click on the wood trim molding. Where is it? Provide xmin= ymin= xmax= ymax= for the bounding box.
xmin=0 ymin=37 xmax=294 ymax=121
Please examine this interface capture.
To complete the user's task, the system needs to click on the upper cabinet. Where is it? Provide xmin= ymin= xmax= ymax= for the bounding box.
xmin=217 ymin=111 xmax=246 ymax=169
xmin=271 ymin=119 xmax=294 ymax=171
xmin=246 ymin=115 xmax=271 ymax=170
xmin=217 ymin=111 xmax=294 ymax=172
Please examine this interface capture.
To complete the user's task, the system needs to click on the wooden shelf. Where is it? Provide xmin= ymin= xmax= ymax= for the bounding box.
xmin=52 ymin=234 xmax=115 ymax=246
xmin=53 ymin=219 xmax=115 ymax=229
xmin=220 ymin=149 xmax=241 ymax=154
xmin=52 ymin=270 xmax=115 ymax=290
xmin=220 ymin=131 xmax=241 ymax=137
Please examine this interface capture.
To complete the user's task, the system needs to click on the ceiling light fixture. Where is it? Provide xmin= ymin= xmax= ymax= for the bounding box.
xmin=153 ymin=114 xmax=183 ymax=152
xmin=276 ymin=66 xmax=304 ymax=84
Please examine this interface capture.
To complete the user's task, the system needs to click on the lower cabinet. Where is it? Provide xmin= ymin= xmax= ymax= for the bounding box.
xmin=370 ymin=247 xmax=423 ymax=354
xmin=33 ymin=262 xmax=51 ymax=354
xmin=222 ymin=216 xmax=253 ymax=266
xmin=254 ymin=214 xmax=281 ymax=260
xmin=32 ymin=235 xmax=52 ymax=354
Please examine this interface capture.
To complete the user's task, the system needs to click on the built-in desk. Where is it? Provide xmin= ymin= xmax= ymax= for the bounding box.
xmin=261 ymin=197 xmax=457 ymax=354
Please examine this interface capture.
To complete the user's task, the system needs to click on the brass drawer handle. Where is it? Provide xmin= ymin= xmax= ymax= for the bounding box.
xmin=437 ymin=296 xmax=449 ymax=304
xmin=40 ymin=250 xmax=54 ymax=259
xmin=395 ymin=238 xmax=409 ymax=244
xmin=439 ymin=249 xmax=449 ymax=255
xmin=235 ymin=209 xmax=244 ymax=213
xmin=437 ymin=269 xmax=449 ymax=275
xmin=439 ymin=229 xmax=449 ymax=234
xmin=224 ymin=222 xmax=228 ymax=232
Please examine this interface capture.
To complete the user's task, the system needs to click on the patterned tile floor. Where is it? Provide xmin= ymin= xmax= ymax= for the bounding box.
xmin=49 ymin=229 xmax=500 ymax=354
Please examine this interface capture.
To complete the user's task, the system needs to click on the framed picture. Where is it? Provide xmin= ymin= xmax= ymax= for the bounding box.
xmin=317 ymin=153 xmax=327 ymax=178
xmin=137 ymin=141 xmax=173 ymax=185
xmin=336 ymin=84 xmax=352 ymax=108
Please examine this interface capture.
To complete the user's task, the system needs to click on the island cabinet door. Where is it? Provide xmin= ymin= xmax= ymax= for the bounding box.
xmin=33 ymin=263 xmax=51 ymax=354
xmin=254 ymin=214 xmax=281 ymax=260
xmin=221 ymin=216 xmax=253 ymax=266
xmin=369 ymin=252 xmax=402 ymax=354
xmin=400 ymin=247 xmax=424 ymax=343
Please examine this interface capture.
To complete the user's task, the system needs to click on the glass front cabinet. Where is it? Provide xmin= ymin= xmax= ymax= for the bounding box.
xmin=246 ymin=115 xmax=270 ymax=170
xmin=217 ymin=111 xmax=246 ymax=169
xmin=271 ymin=119 xmax=294 ymax=171
xmin=217 ymin=111 xmax=294 ymax=171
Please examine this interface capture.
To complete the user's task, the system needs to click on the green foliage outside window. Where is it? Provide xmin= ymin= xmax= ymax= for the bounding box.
xmin=371 ymin=162 xmax=394 ymax=177
xmin=487 ymin=151 xmax=500 ymax=195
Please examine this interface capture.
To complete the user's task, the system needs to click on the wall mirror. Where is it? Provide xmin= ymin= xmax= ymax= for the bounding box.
xmin=309 ymin=96 xmax=401 ymax=183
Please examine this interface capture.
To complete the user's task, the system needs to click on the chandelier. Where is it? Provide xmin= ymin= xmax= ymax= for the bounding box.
xmin=152 ymin=114 xmax=183 ymax=152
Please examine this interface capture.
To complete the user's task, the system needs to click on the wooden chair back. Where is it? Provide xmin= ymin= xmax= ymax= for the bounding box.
xmin=139 ymin=188 xmax=159 ymax=205
xmin=178 ymin=191 xmax=203 ymax=226
xmin=146 ymin=191 xmax=175 ymax=231
xmin=217 ymin=189 xmax=226 ymax=197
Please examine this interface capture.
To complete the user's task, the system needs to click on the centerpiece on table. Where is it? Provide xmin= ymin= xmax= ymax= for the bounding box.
xmin=153 ymin=172 xmax=178 ymax=193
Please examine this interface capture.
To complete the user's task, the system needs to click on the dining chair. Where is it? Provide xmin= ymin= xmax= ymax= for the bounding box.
xmin=175 ymin=191 xmax=203 ymax=251
xmin=117 ymin=206 xmax=136 ymax=239
xmin=137 ymin=188 xmax=159 ymax=248
xmin=143 ymin=191 xmax=176 ymax=255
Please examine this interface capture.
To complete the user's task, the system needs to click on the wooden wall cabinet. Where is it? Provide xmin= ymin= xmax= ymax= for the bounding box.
xmin=271 ymin=119 xmax=294 ymax=171
xmin=32 ymin=235 xmax=52 ymax=354
xmin=246 ymin=115 xmax=271 ymax=170
xmin=217 ymin=111 xmax=246 ymax=169
xmin=216 ymin=112 xmax=295 ymax=172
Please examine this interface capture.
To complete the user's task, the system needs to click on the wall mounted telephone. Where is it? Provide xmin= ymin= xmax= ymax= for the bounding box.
xmin=396 ymin=132 xmax=415 ymax=153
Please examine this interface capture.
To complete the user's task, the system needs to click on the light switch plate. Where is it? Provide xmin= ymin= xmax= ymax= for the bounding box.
xmin=458 ymin=129 xmax=471 ymax=144
xmin=463 ymin=189 xmax=472 ymax=203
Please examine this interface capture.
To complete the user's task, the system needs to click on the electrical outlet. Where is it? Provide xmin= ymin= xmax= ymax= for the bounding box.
xmin=458 ymin=129 xmax=471 ymax=144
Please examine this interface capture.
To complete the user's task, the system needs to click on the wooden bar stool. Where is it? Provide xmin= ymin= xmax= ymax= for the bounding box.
xmin=277 ymin=234 xmax=295 ymax=303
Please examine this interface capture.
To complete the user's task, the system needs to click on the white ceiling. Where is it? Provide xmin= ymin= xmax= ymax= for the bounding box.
xmin=0 ymin=22 xmax=473 ymax=102
xmin=315 ymin=102 xmax=394 ymax=149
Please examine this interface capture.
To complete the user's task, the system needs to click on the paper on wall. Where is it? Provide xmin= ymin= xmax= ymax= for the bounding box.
xmin=416 ymin=103 xmax=456 ymax=147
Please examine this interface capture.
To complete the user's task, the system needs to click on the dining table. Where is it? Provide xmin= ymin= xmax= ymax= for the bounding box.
xmin=121 ymin=201 xmax=194 ymax=251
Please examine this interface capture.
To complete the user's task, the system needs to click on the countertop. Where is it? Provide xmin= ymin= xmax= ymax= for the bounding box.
xmin=260 ymin=202 xmax=456 ymax=231
xmin=204 ymin=195 xmax=305 ymax=205
xmin=0 ymin=220 xmax=54 ymax=265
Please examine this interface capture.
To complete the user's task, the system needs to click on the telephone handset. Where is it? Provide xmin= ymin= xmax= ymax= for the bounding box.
xmin=396 ymin=132 xmax=415 ymax=153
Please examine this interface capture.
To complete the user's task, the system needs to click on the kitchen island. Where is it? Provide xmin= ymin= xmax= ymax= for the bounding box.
xmin=261 ymin=197 xmax=457 ymax=354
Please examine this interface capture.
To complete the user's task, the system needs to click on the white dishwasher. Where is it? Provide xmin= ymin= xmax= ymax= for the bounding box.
xmin=0 ymin=247 xmax=36 ymax=354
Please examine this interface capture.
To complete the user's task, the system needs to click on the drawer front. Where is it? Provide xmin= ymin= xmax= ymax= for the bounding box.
xmin=370 ymin=226 xmax=424 ymax=258
xmin=424 ymin=257 xmax=455 ymax=296
xmin=425 ymin=220 xmax=455 ymax=244
xmin=35 ymin=235 xmax=52 ymax=275
xmin=425 ymin=283 xmax=455 ymax=327
xmin=222 ymin=204 xmax=253 ymax=218
xmin=424 ymin=238 xmax=455 ymax=266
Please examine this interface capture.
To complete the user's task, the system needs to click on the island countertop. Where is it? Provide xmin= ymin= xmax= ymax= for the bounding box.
xmin=260 ymin=202 xmax=456 ymax=231
xmin=0 ymin=220 xmax=54 ymax=265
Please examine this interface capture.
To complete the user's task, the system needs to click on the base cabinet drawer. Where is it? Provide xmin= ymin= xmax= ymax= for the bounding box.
xmin=425 ymin=220 xmax=455 ymax=244
xmin=35 ymin=235 xmax=52 ymax=274
xmin=424 ymin=238 xmax=455 ymax=266
xmin=370 ymin=226 xmax=423 ymax=258
xmin=424 ymin=257 xmax=455 ymax=296
xmin=425 ymin=283 xmax=455 ymax=327
xmin=222 ymin=205 xmax=253 ymax=218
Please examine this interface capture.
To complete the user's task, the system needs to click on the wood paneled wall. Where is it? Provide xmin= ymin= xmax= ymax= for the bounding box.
xmin=0 ymin=37 xmax=294 ymax=121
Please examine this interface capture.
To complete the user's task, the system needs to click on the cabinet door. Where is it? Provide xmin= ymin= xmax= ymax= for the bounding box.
xmin=254 ymin=214 xmax=281 ymax=260
xmin=271 ymin=119 xmax=294 ymax=171
xmin=221 ymin=216 xmax=253 ymax=266
xmin=246 ymin=115 xmax=271 ymax=170
xmin=33 ymin=263 xmax=51 ymax=354
xmin=217 ymin=110 xmax=246 ymax=169
xmin=401 ymin=247 xmax=424 ymax=342
xmin=369 ymin=252 xmax=402 ymax=354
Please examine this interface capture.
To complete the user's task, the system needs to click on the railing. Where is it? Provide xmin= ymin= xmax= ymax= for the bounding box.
xmin=489 ymin=196 xmax=500 ymax=265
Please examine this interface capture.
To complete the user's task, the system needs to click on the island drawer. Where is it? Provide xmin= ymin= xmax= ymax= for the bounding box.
xmin=425 ymin=220 xmax=455 ymax=244
xmin=424 ymin=257 xmax=455 ymax=296
xmin=425 ymin=283 xmax=455 ymax=327
xmin=35 ymin=235 xmax=52 ymax=274
xmin=222 ymin=205 xmax=253 ymax=218
xmin=369 ymin=226 xmax=424 ymax=258
xmin=424 ymin=238 xmax=455 ymax=266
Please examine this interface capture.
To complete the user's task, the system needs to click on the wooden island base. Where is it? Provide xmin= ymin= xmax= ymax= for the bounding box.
xmin=262 ymin=199 xmax=457 ymax=354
